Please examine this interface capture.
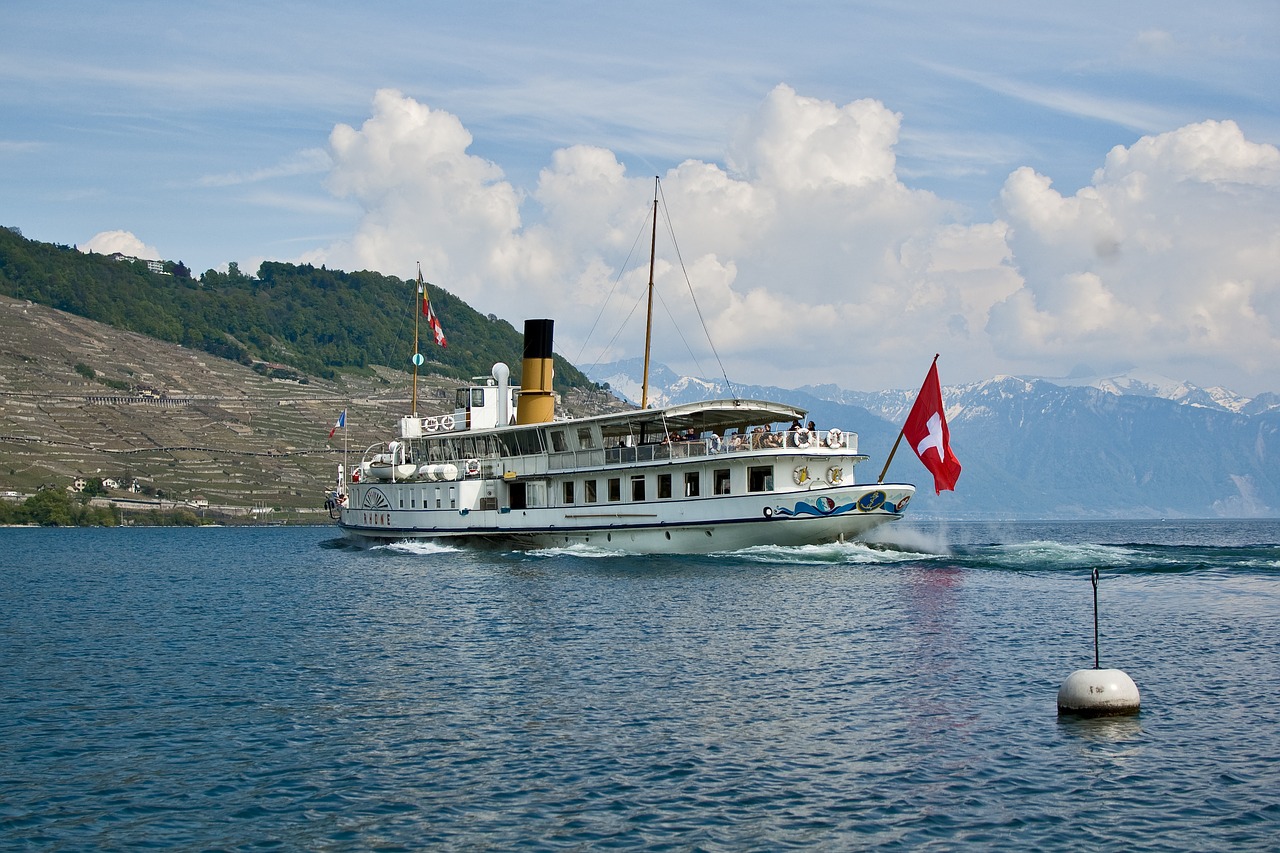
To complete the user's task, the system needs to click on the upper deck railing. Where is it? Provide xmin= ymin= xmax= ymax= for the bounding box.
xmin=548 ymin=427 xmax=858 ymax=471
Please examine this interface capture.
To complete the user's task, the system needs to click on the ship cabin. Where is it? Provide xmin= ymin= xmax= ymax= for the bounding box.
xmin=367 ymin=369 xmax=866 ymax=514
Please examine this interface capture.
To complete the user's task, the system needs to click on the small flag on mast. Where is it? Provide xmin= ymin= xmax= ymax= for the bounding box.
xmin=901 ymin=359 xmax=961 ymax=494
xmin=328 ymin=409 xmax=346 ymax=439
xmin=419 ymin=270 xmax=448 ymax=347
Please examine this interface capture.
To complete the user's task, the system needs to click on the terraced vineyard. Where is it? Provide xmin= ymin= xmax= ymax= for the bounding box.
xmin=1 ymin=295 xmax=624 ymax=518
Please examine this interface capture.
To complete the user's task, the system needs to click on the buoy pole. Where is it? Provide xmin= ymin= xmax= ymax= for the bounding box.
xmin=1057 ymin=567 xmax=1141 ymax=717
xmin=1092 ymin=566 xmax=1100 ymax=669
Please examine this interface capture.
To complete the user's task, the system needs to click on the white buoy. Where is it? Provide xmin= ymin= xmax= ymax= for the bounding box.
xmin=1057 ymin=568 xmax=1140 ymax=717
xmin=1057 ymin=668 xmax=1141 ymax=717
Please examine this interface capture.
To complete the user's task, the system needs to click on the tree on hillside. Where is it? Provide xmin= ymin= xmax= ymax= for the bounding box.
xmin=0 ymin=227 xmax=599 ymax=390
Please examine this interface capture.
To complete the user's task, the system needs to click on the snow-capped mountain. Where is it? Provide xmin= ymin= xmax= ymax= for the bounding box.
xmin=586 ymin=361 xmax=1280 ymax=520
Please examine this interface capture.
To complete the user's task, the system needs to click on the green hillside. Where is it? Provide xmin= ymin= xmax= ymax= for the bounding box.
xmin=0 ymin=226 xmax=595 ymax=389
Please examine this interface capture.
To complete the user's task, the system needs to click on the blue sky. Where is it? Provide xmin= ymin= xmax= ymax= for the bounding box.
xmin=3 ymin=2 xmax=1278 ymax=394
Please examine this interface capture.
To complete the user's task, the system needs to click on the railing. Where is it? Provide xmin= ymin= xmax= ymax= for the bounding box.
xmin=721 ymin=428 xmax=856 ymax=453
xmin=588 ymin=428 xmax=857 ymax=469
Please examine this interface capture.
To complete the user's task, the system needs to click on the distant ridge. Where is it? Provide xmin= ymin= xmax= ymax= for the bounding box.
xmin=589 ymin=360 xmax=1280 ymax=519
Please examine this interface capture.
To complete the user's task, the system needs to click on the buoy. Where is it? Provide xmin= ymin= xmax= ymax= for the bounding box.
xmin=1057 ymin=568 xmax=1140 ymax=717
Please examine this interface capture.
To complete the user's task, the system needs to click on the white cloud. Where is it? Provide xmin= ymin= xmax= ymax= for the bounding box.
xmin=991 ymin=120 xmax=1280 ymax=383
xmin=197 ymin=148 xmax=331 ymax=188
xmin=920 ymin=60 xmax=1180 ymax=135
xmin=305 ymin=88 xmax=529 ymax=299
xmin=80 ymin=230 xmax=160 ymax=259
xmin=308 ymin=88 xmax=1280 ymax=394
xmin=726 ymin=84 xmax=901 ymax=189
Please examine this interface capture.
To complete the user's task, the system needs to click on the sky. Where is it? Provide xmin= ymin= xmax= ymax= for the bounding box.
xmin=3 ymin=1 xmax=1278 ymax=395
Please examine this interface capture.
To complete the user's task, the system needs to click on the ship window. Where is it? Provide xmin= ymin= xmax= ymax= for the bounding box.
xmin=471 ymin=388 xmax=485 ymax=408
xmin=585 ymin=479 xmax=598 ymax=503
xmin=657 ymin=473 xmax=672 ymax=499
xmin=748 ymin=465 xmax=774 ymax=493
xmin=631 ymin=475 xmax=646 ymax=501
xmin=551 ymin=430 xmax=568 ymax=452
xmin=685 ymin=472 xmax=700 ymax=497
xmin=456 ymin=389 xmax=468 ymax=409
xmin=608 ymin=478 xmax=621 ymax=502
xmin=517 ymin=430 xmax=543 ymax=455
xmin=576 ymin=426 xmax=596 ymax=449
xmin=501 ymin=429 xmax=545 ymax=457
xmin=563 ymin=481 xmax=575 ymax=504
xmin=714 ymin=468 xmax=731 ymax=495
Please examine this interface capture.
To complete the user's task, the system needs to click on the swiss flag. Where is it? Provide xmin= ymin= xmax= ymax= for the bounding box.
xmin=418 ymin=270 xmax=448 ymax=347
xmin=902 ymin=359 xmax=961 ymax=494
xmin=423 ymin=292 xmax=448 ymax=347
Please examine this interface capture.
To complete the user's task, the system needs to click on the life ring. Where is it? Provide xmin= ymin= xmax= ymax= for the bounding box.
xmin=708 ymin=434 xmax=723 ymax=453
xmin=464 ymin=458 xmax=481 ymax=477
xmin=794 ymin=428 xmax=812 ymax=449
xmin=826 ymin=428 xmax=843 ymax=448
xmin=827 ymin=466 xmax=843 ymax=485
xmin=441 ymin=414 xmax=455 ymax=430
xmin=425 ymin=416 xmax=439 ymax=433
xmin=793 ymin=466 xmax=810 ymax=485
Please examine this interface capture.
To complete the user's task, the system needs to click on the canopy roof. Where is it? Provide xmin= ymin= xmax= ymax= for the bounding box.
xmin=572 ymin=398 xmax=807 ymax=439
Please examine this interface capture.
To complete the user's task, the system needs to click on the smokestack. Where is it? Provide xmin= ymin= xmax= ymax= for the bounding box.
xmin=515 ymin=319 xmax=555 ymax=424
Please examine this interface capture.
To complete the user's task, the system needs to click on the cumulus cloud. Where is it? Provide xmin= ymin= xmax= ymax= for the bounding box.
xmin=991 ymin=120 xmax=1280 ymax=384
xmin=305 ymin=89 xmax=530 ymax=296
xmin=80 ymin=229 xmax=160 ymax=259
xmin=308 ymin=88 xmax=1280 ymax=395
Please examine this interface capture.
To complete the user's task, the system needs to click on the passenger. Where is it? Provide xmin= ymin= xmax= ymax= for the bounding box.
xmin=789 ymin=419 xmax=801 ymax=431
xmin=807 ymin=420 xmax=816 ymax=432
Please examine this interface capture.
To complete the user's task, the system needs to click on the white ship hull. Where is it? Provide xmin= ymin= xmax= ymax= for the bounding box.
xmin=340 ymin=481 xmax=909 ymax=553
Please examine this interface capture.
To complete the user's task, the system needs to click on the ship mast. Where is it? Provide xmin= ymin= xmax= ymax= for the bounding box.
xmin=411 ymin=263 xmax=423 ymax=416
xmin=641 ymin=177 xmax=658 ymax=409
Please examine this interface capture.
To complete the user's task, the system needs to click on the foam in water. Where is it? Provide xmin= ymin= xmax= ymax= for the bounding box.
xmin=864 ymin=524 xmax=952 ymax=556
xmin=380 ymin=539 xmax=464 ymax=556
xmin=989 ymin=540 xmax=1138 ymax=571
xmin=526 ymin=542 xmax=635 ymax=559
xmin=714 ymin=539 xmax=932 ymax=565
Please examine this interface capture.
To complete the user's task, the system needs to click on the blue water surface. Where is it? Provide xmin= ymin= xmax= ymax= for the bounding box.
xmin=2 ymin=520 xmax=1279 ymax=850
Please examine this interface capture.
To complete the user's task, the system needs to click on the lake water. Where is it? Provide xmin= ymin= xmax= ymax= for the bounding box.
xmin=2 ymin=520 xmax=1278 ymax=850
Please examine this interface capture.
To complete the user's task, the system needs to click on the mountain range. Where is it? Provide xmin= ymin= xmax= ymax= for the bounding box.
xmin=588 ymin=359 xmax=1280 ymax=520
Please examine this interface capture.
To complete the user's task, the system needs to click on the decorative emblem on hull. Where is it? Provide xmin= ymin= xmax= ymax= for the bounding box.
xmin=856 ymin=490 xmax=886 ymax=512
xmin=771 ymin=489 xmax=908 ymax=520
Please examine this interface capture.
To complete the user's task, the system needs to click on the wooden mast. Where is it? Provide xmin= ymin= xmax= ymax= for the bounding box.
xmin=641 ymin=177 xmax=658 ymax=409
xmin=411 ymin=264 xmax=423 ymax=416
